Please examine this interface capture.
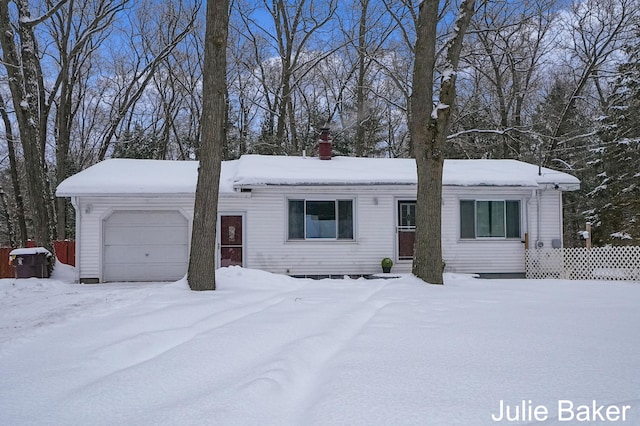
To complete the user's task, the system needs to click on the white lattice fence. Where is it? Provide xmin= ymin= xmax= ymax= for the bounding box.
xmin=525 ymin=247 xmax=640 ymax=281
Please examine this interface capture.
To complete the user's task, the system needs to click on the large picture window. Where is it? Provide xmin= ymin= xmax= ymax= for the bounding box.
xmin=460 ymin=200 xmax=521 ymax=239
xmin=288 ymin=199 xmax=354 ymax=240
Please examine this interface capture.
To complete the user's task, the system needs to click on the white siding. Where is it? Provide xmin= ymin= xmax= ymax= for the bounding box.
xmin=441 ymin=187 xmax=564 ymax=274
xmin=72 ymin=185 xmax=566 ymax=281
xmin=219 ymin=186 xmax=415 ymax=276
xmin=536 ymin=189 xmax=564 ymax=247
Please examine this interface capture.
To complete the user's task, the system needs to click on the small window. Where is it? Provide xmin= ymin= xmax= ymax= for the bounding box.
xmin=460 ymin=200 xmax=521 ymax=239
xmin=505 ymin=200 xmax=521 ymax=238
xmin=337 ymin=200 xmax=353 ymax=239
xmin=460 ymin=200 xmax=475 ymax=238
xmin=288 ymin=199 xmax=354 ymax=240
xmin=288 ymin=200 xmax=305 ymax=239
xmin=399 ymin=202 xmax=416 ymax=227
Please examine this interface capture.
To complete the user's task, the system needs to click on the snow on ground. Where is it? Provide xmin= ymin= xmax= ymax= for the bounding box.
xmin=1 ymin=268 xmax=639 ymax=425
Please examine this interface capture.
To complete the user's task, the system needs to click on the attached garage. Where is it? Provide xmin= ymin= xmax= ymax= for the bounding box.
xmin=103 ymin=210 xmax=189 ymax=282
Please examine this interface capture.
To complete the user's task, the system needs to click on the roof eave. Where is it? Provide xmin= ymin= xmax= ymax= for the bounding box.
xmin=550 ymin=183 xmax=581 ymax=192
xmin=233 ymin=182 xmax=418 ymax=189
xmin=55 ymin=191 xmax=196 ymax=198
xmin=234 ymin=182 xmax=551 ymax=190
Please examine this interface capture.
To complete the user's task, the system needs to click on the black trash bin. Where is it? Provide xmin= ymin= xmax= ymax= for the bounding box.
xmin=9 ymin=247 xmax=53 ymax=278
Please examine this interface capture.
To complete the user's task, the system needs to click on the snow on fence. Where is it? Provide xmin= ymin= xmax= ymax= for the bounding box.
xmin=525 ymin=247 xmax=640 ymax=281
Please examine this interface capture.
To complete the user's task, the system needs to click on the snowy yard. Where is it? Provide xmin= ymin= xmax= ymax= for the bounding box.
xmin=1 ymin=266 xmax=639 ymax=425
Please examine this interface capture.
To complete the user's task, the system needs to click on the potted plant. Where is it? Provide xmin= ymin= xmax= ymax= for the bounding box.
xmin=381 ymin=257 xmax=393 ymax=273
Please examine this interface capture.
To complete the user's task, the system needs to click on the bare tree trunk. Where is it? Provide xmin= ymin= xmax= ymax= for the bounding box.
xmin=355 ymin=0 xmax=369 ymax=157
xmin=411 ymin=0 xmax=439 ymax=284
xmin=0 ymin=94 xmax=28 ymax=246
xmin=187 ymin=0 xmax=229 ymax=291
xmin=411 ymin=0 xmax=476 ymax=285
xmin=286 ymin=94 xmax=298 ymax=153
xmin=0 ymin=186 xmax=14 ymax=245
xmin=55 ymin=78 xmax=73 ymax=240
xmin=0 ymin=0 xmax=54 ymax=251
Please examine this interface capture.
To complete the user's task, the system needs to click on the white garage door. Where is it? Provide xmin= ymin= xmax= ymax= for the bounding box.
xmin=103 ymin=210 xmax=189 ymax=282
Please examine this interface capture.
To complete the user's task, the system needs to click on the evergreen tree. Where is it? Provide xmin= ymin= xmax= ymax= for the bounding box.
xmin=112 ymin=125 xmax=160 ymax=159
xmin=532 ymin=79 xmax=597 ymax=247
xmin=592 ymin=59 xmax=640 ymax=245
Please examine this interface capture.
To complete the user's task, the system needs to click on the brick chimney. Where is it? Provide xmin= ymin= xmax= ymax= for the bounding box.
xmin=318 ymin=128 xmax=332 ymax=160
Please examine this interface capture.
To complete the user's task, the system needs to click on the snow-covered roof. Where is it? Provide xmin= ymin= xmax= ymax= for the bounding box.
xmin=56 ymin=155 xmax=580 ymax=197
xmin=232 ymin=155 xmax=580 ymax=189
xmin=9 ymin=247 xmax=52 ymax=257
xmin=56 ymin=159 xmax=239 ymax=196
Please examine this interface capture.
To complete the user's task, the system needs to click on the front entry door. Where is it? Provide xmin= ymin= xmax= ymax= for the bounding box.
xmin=220 ymin=215 xmax=243 ymax=267
xmin=397 ymin=201 xmax=416 ymax=260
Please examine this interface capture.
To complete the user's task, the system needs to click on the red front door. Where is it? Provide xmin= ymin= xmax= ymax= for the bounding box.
xmin=220 ymin=215 xmax=243 ymax=267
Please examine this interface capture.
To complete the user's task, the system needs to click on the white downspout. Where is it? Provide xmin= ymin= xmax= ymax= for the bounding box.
xmin=71 ymin=197 xmax=81 ymax=283
xmin=558 ymin=190 xmax=564 ymax=247
xmin=525 ymin=190 xmax=534 ymax=245
xmin=536 ymin=189 xmax=542 ymax=248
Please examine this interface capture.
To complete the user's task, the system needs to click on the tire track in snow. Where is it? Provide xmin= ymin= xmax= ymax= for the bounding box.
xmin=231 ymin=280 xmax=393 ymax=422
xmin=64 ymin=288 xmax=303 ymax=396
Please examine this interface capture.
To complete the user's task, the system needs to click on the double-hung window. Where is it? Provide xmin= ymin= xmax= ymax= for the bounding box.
xmin=288 ymin=199 xmax=354 ymax=240
xmin=460 ymin=200 xmax=521 ymax=239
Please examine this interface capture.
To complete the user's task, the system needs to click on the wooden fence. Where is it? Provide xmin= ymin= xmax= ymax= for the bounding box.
xmin=525 ymin=247 xmax=640 ymax=281
xmin=53 ymin=240 xmax=76 ymax=267
xmin=0 ymin=240 xmax=75 ymax=279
